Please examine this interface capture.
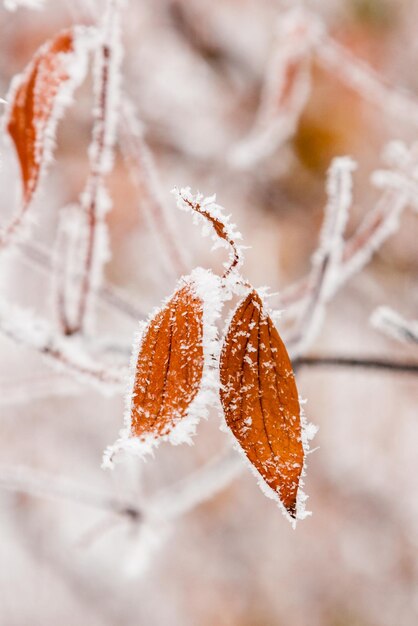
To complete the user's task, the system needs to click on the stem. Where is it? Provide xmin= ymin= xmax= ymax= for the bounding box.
xmin=295 ymin=356 xmax=418 ymax=375
xmin=119 ymin=100 xmax=189 ymax=277
xmin=19 ymin=240 xmax=147 ymax=321
xmin=180 ymin=194 xmax=242 ymax=278
xmin=0 ymin=465 xmax=141 ymax=521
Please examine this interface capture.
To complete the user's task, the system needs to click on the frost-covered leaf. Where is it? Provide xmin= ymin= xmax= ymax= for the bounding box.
xmin=220 ymin=289 xmax=304 ymax=518
xmin=7 ymin=29 xmax=73 ymax=203
xmin=130 ymin=282 xmax=204 ymax=442
xmin=2 ymin=27 xmax=92 ymax=243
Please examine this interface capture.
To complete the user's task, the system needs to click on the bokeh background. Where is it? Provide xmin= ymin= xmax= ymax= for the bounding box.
xmin=0 ymin=1 xmax=417 ymax=625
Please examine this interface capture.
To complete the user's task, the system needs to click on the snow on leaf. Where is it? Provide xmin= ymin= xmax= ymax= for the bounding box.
xmin=130 ymin=282 xmax=204 ymax=440
xmin=220 ymin=289 xmax=304 ymax=519
xmin=103 ymin=272 xmax=220 ymax=468
xmin=2 ymin=26 xmax=93 ymax=243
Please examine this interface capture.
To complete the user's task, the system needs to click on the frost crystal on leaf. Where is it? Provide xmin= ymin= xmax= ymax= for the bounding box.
xmin=219 ymin=289 xmax=315 ymax=524
xmin=103 ymin=269 xmax=222 ymax=467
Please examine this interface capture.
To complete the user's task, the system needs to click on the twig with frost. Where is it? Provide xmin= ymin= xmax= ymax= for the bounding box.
xmin=229 ymin=8 xmax=322 ymax=169
xmin=57 ymin=0 xmax=122 ymax=334
xmin=338 ymin=144 xmax=418 ymax=283
xmin=119 ymin=99 xmax=189 ymax=278
xmin=0 ymin=301 xmax=125 ymax=393
xmin=0 ymin=465 xmax=141 ymax=520
xmin=295 ymin=355 xmax=418 ymax=375
xmin=0 ymin=449 xmax=243 ymax=532
xmin=289 ymin=157 xmax=356 ymax=355
xmin=0 ymin=373 xmax=81 ymax=406
xmin=19 ymin=240 xmax=148 ymax=321
xmin=147 ymin=447 xmax=243 ymax=522
xmin=3 ymin=0 xmax=44 ymax=9
xmin=279 ymin=142 xmax=416 ymax=309
xmin=317 ymin=36 xmax=418 ymax=128
xmin=371 ymin=307 xmax=418 ymax=345
xmin=174 ymin=187 xmax=244 ymax=281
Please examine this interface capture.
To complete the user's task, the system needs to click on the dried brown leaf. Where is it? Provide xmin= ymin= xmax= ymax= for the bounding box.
xmin=220 ymin=290 xmax=303 ymax=517
xmin=7 ymin=29 xmax=75 ymax=205
xmin=130 ymin=283 xmax=204 ymax=441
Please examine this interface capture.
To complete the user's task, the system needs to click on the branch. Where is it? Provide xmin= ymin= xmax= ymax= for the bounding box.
xmin=119 ymin=99 xmax=189 ymax=278
xmin=0 ymin=465 xmax=141 ymax=521
xmin=288 ymin=157 xmax=356 ymax=355
xmin=60 ymin=0 xmax=122 ymax=334
xmin=174 ymin=187 xmax=244 ymax=279
xmin=295 ymin=355 xmax=418 ymax=375
xmin=0 ymin=448 xmax=244 ymax=529
xmin=18 ymin=240 xmax=147 ymax=321
xmin=371 ymin=307 xmax=418 ymax=345
xmin=279 ymin=158 xmax=412 ymax=310
xmin=317 ymin=36 xmax=418 ymax=128
xmin=229 ymin=8 xmax=321 ymax=168
xmin=0 ymin=300 xmax=125 ymax=393
xmin=148 ymin=448 xmax=243 ymax=522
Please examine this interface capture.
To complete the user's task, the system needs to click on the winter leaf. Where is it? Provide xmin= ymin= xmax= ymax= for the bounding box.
xmin=2 ymin=27 xmax=92 ymax=243
xmin=7 ymin=29 xmax=74 ymax=203
xmin=130 ymin=283 xmax=204 ymax=442
xmin=220 ymin=289 xmax=303 ymax=518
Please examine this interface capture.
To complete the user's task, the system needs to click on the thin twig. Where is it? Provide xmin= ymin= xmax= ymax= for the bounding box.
xmin=177 ymin=191 xmax=243 ymax=278
xmin=229 ymin=8 xmax=320 ymax=168
xmin=18 ymin=240 xmax=147 ymax=321
xmin=371 ymin=307 xmax=418 ymax=345
xmin=318 ymin=36 xmax=418 ymax=128
xmin=295 ymin=356 xmax=418 ymax=375
xmin=119 ymin=99 xmax=189 ymax=277
xmin=0 ymin=465 xmax=141 ymax=521
xmin=0 ymin=301 xmax=125 ymax=393
xmin=288 ymin=157 xmax=355 ymax=354
xmin=62 ymin=0 xmax=121 ymax=334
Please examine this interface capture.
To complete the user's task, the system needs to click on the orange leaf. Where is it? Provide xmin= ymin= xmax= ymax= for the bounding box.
xmin=130 ymin=283 xmax=204 ymax=443
xmin=7 ymin=29 xmax=75 ymax=205
xmin=220 ymin=290 xmax=303 ymax=518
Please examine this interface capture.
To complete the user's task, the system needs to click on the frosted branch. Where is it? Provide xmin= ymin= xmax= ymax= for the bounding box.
xmin=173 ymin=187 xmax=244 ymax=281
xmin=279 ymin=143 xmax=417 ymax=313
xmin=371 ymin=307 xmax=418 ymax=345
xmin=0 ymin=373 xmax=81 ymax=406
xmin=18 ymin=239 xmax=148 ymax=321
xmin=289 ymin=157 xmax=356 ymax=355
xmin=148 ymin=448 xmax=243 ymax=522
xmin=59 ymin=0 xmax=122 ymax=334
xmin=0 ymin=465 xmax=140 ymax=520
xmin=229 ymin=8 xmax=322 ymax=168
xmin=317 ymin=36 xmax=418 ymax=127
xmin=119 ymin=99 xmax=189 ymax=278
xmin=4 ymin=0 xmax=45 ymax=10
xmin=0 ymin=300 xmax=125 ymax=393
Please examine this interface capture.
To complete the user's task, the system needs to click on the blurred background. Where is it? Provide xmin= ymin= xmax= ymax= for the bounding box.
xmin=0 ymin=1 xmax=417 ymax=625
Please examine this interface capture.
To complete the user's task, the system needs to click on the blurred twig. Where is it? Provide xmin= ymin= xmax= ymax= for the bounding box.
xmin=295 ymin=356 xmax=418 ymax=375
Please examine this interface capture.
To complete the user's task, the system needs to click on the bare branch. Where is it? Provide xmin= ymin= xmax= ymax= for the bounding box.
xmin=229 ymin=8 xmax=322 ymax=168
xmin=317 ymin=36 xmax=418 ymax=128
xmin=295 ymin=355 xmax=418 ymax=376
xmin=0 ymin=465 xmax=141 ymax=520
xmin=371 ymin=307 xmax=418 ymax=345
xmin=119 ymin=99 xmax=189 ymax=278
xmin=0 ymin=300 xmax=125 ymax=393
xmin=148 ymin=448 xmax=243 ymax=522
xmin=60 ymin=0 xmax=122 ymax=334
xmin=288 ymin=157 xmax=356 ymax=355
